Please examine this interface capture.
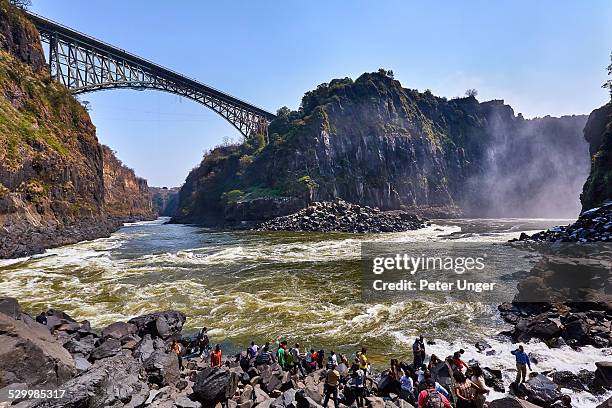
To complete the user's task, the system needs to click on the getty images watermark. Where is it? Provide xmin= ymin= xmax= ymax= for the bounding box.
xmin=361 ymin=242 xmax=611 ymax=303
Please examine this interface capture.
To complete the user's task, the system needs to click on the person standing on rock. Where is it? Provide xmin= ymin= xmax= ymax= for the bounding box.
xmin=413 ymin=338 xmax=424 ymax=368
xmin=291 ymin=343 xmax=304 ymax=374
xmin=357 ymin=347 xmax=369 ymax=373
xmin=400 ymin=368 xmax=416 ymax=404
xmin=197 ymin=327 xmax=210 ymax=358
xmin=211 ymin=343 xmax=222 ymax=368
xmin=419 ymin=335 xmax=426 ymax=362
xmin=171 ymin=339 xmax=184 ymax=371
xmin=511 ymin=345 xmax=531 ymax=383
xmin=247 ymin=341 xmax=258 ymax=359
xmin=277 ymin=342 xmax=287 ymax=368
xmin=323 ymin=363 xmax=341 ymax=408
xmin=469 ymin=366 xmax=489 ymax=408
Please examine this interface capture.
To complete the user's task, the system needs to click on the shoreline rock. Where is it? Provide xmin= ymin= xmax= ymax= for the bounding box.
xmin=256 ymin=200 xmax=428 ymax=233
xmin=1 ymin=298 xmax=609 ymax=408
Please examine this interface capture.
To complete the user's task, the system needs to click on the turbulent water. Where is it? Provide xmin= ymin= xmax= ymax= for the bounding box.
xmin=0 ymin=217 xmax=610 ymax=407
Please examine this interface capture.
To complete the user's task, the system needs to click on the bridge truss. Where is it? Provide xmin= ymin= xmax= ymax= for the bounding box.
xmin=26 ymin=12 xmax=276 ymax=139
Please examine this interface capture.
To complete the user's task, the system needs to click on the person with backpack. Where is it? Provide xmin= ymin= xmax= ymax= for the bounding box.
xmin=322 ymin=363 xmax=341 ymax=408
xmin=256 ymin=345 xmax=273 ymax=366
xmin=418 ymin=378 xmax=452 ymax=408
xmin=247 ymin=341 xmax=258 ymax=359
xmin=348 ymin=364 xmax=366 ymax=407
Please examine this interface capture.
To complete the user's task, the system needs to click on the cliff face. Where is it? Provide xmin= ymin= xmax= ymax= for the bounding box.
xmin=0 ymin=2 xmax=152 ymax=258
xmin=581 ymin=102 xmax=612 ymax=211
xmin=102 ymin=146 xmax=153 ymax=219
xmin=175 ymin=72 xmax=589 ymax=224
xmin=149 ymin=186 xmax=179 ymax=217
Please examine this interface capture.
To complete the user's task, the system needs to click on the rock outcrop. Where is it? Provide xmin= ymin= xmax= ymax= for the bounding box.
xmin=175 ymin=71 xmax=588 ymax=226
xmin=581 ymin=102 xmax=612 ymax=211
xmin=257 ymin=200 xmax=427 ymax=233
xmin=0 ymin=1 xmax=154 ymax=259
xmin=150 ymin=186 xmax=180 ymax=217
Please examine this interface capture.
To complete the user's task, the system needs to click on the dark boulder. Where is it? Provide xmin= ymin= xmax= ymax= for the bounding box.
xmin=193 ymin=367 xmax=239 ymax=406
xmin=519 ymin=374 xmax=562 ymax=407
xmin=488 ymin=397 xmax=545 ymax=407
xmin=128 ymin=310 xmax=186 ymax=339
xmin=143 ymin=349 xmax=180 ymax=386
xmin=0 ymin=297 xmax=21 ymax=319
xmin=89 ymin=338 xmax=122 ymax=361
xmin=101 ymin=321 xmax=138 ymax=339
xmin=551 ymin=371 xmax=586 ymax=392
xmin=63 ymin=335 xmax=97 ymax=357
xmin=0 ymin=312 xmax=75 ymax=388
xmin=133 ymin=333 xmax=156 ymax=361
xmin=595 ymin=361 xmax=612 ymax=388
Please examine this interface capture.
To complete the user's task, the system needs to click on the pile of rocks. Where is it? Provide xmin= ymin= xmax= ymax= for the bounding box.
xmin=513 ymin=201 xmax=612 ymax=242
xmin=498 ymin=302 xmax=611 ymax=350
xmin=1 ymin=298 xmax=610 ymax=408
xmin=256 ymin=200 xmax=428 ymax=233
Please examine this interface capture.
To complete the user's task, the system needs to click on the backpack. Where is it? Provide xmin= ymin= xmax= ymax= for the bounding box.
xmin=424 ymin=390 xmax=445 ymax=408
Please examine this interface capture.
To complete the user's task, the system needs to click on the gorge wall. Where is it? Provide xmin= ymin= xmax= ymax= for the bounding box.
xmin=0 ymin=2 xmax=153 ymax=258
xmin=149 ymin=186 xmax=179 ymax=217
xmin=174 ymin=71 xmax=589 ymax=225
xmin=581 ymin=102 xmax=612 ymax=211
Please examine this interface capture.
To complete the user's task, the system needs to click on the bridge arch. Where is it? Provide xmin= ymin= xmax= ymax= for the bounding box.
xmin=26 ymin=12 xmax=275 ymax=139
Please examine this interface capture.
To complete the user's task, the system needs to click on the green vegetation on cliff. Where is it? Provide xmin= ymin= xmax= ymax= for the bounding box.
xmin=176 ymin=69 xmax=589 ymax=223
xmin=581 ymin=102 xmax=612 ymax=211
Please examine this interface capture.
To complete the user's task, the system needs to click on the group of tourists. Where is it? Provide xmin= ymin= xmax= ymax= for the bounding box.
xmin=177 ymin=329 xmax=535 ymax=408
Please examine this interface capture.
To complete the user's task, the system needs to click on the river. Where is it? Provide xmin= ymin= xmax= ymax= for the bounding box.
xmin=0 ymin=217 xmax=610 ymax=406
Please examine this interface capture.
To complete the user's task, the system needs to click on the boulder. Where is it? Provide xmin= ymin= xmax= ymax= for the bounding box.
xmin=63 ymin=335 xmax=97 ymax=356
xmin=295 ymin=390 xmax=323 ymax=408
xmin=89 ymin=338 xmax=122 ymax=361
xmin=176 ymin=396 xmax=203 ymax=408
xmin=488 ymin=397 xmax=544 ymax=408
xmin=551 ymin=371 xmax=586 ymax=391
xmin=519 ymin=374 xmax=562 ymax=407
xmin=143 ymin=349 xmax=180 ymax=386
xmin=0 ymin=312 xmax=75 ymax=388
xmin=128 ymin=310 xmax=186 ymax=339
xmin=595 ymin=361 xmax=612 ymax=388
xmin=596 ymin=396 xmax=612 ymax=408
xmin=133 ymin=333 xmax=156 ymax=361
xmin=193 ymin=367 xmax=239 ymax=406
xmin=28 ymin=350 xmax=149 ymax=408
xmin=272 ymin=389 xmax=297 ymax=408
xmin=0 ymin=298 xmax=20 ymax=319
xmin=365 ymin=396 xmax=385 ymax=408
xmin=101 ymin=321 xmax=138 ymax=339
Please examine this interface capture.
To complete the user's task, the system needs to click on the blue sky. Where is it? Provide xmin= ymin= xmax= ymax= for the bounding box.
xmin=30 ymin=1 xmax=612 ymax=187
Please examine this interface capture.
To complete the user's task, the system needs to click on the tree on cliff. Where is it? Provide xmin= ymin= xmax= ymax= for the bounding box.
xmin=604 ymin=52 xmax=612 ymax=99
xmin=9 ymin=0 xmax=31 ymax=9
xmin=465 ymin=89 xmax=478 ymax=97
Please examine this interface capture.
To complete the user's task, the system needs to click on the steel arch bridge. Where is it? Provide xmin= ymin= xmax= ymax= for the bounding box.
xmin=25 ymin=12 xmax=276 ymax=139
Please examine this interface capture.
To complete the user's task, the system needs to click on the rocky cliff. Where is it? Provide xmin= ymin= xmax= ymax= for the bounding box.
xmin=149 ymin=186 xmax=179 ymax=217
xmin=581 ymin=102 xmax=612 ymax=211
xmin=102 ymin=145 xmax=152 ymax=219
xmin=0 ymin=2 xmax=153 ymax=258
xmin=175 ymin=71 xmax=589 ymax=225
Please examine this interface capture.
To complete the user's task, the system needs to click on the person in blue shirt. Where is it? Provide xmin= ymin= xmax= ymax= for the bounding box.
xmin=511 ymin=345 xmax=532 ymax=383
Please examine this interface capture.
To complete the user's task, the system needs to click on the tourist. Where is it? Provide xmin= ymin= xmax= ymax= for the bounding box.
xmin=210 ymin=343 xmax=222 ymax=368
xmin=305 ymin=349 xmax=316 ymax=372
xmin=291 ymin=343 xmax=302 ymax=371
xmin=357 ymin=347 xmax=369 ymax=373
xmin=171 ymin=339 xmax=184 ymax=370
xmin=419 ymin=335 xmax=426 ymax=362
xmin=348 ymin=364 xmax=366 ymax=407
xmin=417 ymin=379 xmax=452 ymax=408
xmin=453 ymin=371 xmax=482 ymax=408
xmin=470 ymin=366 xmax=490 ymax=408
xmin=511 ymin=345 xmax=531 ymax=384
xmin=400 ymin=368 xmax=416 ymax=404
xmin=413 ymin=337 xmax=423 ymax=368
xmin=322 ymin=363 xmax=340 ymax=408
xmin=197 ymin=327 xmax=210 ymax=358
xmin=247 ymin=341 xmax=258 ymax=359
xmin=328 ymin=350 xmax=338 ymax=367
xmin=256 ymin=345 xmax=273 ymax=365
xmin=452 ymin=351 xmax=468 ymax=373
xmin=317 ymin=349 xmax=325 ymax=369
xmin=277 ymin=342 xmax=287 ymax=368
xmin=423 ymin=372 xmax=450 ymax=400
xmin=428 ymin=354 xmax=442 ymax=371
xmin=337 ymin=354 xmax=349 ymax=378
xmin=415 ymin=364 xmax=426 ymax=385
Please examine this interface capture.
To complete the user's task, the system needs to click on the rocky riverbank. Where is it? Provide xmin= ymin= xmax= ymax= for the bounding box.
xmin=513 ymin=201 xmax=612 ymax=243
xmin=256 ymin=200 xmax=428 ymax=233
xmin=1 ymin=298 xmax=610 ymax=408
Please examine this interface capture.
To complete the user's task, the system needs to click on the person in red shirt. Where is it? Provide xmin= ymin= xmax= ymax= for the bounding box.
xmin=418 ymin=379 xmax=452 ymax=408
xmin=210 ymin=343 xmax=222 ymax=368
xmin=452 ymin=350 xmax=468 ymax=372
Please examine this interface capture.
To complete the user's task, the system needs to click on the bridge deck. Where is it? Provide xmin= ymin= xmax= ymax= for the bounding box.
xmin=25 ymin=11 xmax=275 ymax=120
